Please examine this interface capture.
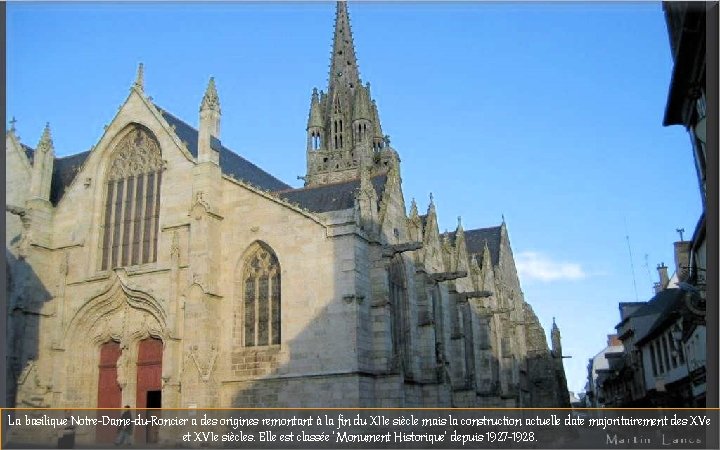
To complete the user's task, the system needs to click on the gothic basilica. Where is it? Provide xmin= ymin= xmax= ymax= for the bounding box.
xmin=6 ymin=1 xmax=569 ymax=430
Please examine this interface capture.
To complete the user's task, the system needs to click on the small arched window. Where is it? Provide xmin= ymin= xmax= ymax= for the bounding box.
xmin=240 ymin=243 xmax=281 ymax=347
xmin=101 ymin=125 xmax=163 ymax=270
xmin=312 ymin=132 xmax=321 ymax=150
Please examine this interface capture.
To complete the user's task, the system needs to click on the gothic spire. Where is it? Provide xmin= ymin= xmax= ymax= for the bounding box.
xmin=329 ymin=1 xmax=361 ymax=94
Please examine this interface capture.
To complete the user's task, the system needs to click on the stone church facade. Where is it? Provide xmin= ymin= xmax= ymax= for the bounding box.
xmin=6 ymin=2 xmax=568 ymax=420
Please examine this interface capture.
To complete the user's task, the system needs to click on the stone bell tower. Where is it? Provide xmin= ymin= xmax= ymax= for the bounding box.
xmin=304 ymin=1 xmax=397 ymax=187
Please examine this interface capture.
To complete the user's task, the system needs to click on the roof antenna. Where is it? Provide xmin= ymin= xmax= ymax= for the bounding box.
xmin=676 ymin=228 xmax=685 ymax=241
xmin=624 ymin=217 xmax=639 ymax=301
xmin=643 ymin=253 xmax=654 ymax=295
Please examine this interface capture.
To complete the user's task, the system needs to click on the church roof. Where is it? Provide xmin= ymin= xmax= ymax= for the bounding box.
xmin=157 ymin=108 xmax=291 ymax=191
xmin=419 ymin=214 xmax=428 ymax=230
xmin=278 ymin=174 xmax=387 ymax=213
xmin=444 ymin=226 xmax=502 ymax=267
xmin=21 ymin=107 xmax=291 ymax=206
xmin=21 ymin=146 xmax=95 ymax=206
xmin=51 ymin=151 xmax=91 ymax=205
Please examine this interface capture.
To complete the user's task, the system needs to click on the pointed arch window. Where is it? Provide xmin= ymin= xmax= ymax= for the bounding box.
xmin=239 ymin=243 xmax=281 ymax=347
xmin=101 ymin=125 xmax=163 ymax=270
xmin=312 ymin=132 xmax=321 ymax=150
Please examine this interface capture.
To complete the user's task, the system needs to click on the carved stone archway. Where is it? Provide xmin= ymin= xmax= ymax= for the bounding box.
xmin=61 ymin=271 xmax=168 ymax=409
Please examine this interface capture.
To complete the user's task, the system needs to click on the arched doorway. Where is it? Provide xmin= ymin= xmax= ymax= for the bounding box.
xmin=135 ymin=337 xmax=162 ymax=444
xmin=97 ymin=341 xmax=121 ymax=443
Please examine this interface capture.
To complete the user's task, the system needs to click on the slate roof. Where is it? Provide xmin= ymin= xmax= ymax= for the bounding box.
xmin=51 ymin=151 xmax=92 ymax=205
xmin=21 ymin=144 xmax=34 ymax=162
xmin=21 ymin=147 xmax=91 ymax=206
xmin=157 ymin=107 xmax=291 ymax=191
xmin=626 ymin=288 xmax=683 ymax=320
xmin=419 ymin=214 xmax=428 ymax=230
xmin=19 ymin=106 xmax=292 ymax=206
xmin=616 ymin=288 xmax=686 ymax=345
xmin=634 ymin=289 xmax=688 ymax=346
xmin=278 ymin=174 xmax=387 ymax=213
xmin=444 ymin=226 xmax=502 ymax=267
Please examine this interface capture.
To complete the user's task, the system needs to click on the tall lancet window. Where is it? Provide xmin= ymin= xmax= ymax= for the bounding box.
xmin=101 ymin=125 xmax=163 ymax=270
xmin=389 ymin=257 xmax=411 ymax=376
xmin=241 ymin=242 xmax=281 ymax=347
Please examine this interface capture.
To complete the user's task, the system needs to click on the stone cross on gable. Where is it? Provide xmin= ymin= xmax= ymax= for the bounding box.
xmin=9 ymin=116 xmax=17 ymax=132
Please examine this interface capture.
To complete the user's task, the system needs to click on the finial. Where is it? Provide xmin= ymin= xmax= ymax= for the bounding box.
xmin=312 ymin=87 xmax=319 ymax=98
xmin=134 ymin=63 xmax=144 ymax=91
xmin=501 ymin=213 xmax=506 ymax=224
xmin=429 ymin=192 xmax=434 ymax=205
xmin=201 ymin=77 xmax=220 ymax=112
xmin=457 ymin=216 xmax=462 ymax=228
xmin=9 ymin=116 xmax=17 ymax=132
xmin=409 ymin=198 xmax=418 ymax=216
xmin=37 ymin=122 xmax=54 ymax=153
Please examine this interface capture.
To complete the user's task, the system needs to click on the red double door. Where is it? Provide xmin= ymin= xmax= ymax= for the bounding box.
xmin=96 ymin=338 xmax=163 ymax=444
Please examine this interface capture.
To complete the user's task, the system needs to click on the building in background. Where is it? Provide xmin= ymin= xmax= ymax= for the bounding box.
xmin=662 ymin=1 xmax=707 ymax=316
xmin=5 ymin=2 xmax=569 ymax=445
xmin=658 ymin=0 xmax=709 ymax=407
xmin=590 ymin=245 xmax=706 ymax=407
xmin=586 ymin=334 xmax=624 ymax=407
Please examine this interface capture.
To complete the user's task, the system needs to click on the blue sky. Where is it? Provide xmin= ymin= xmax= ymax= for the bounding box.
xmin=6 ymin=2 xmax=702 ymax=395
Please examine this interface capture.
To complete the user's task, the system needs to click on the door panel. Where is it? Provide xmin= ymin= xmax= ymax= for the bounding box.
xmin=97 ymin=341 xmax=121 ymax=443
xmin=135 ymin=338 xmax=162 ymax=444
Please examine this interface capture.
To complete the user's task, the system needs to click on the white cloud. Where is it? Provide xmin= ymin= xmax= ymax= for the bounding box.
xmin=515 ymin=251 xmax=586 ymax=282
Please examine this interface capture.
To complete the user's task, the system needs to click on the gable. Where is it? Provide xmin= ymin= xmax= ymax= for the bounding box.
xmin=22 ymin=106 xmax=292 ymax=206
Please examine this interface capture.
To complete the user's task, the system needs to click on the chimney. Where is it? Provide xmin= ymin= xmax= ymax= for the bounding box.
xmin=673 ymin=241 xmax=691 ymax=281
xmin=657 ymin=263 xmax=669 ymax=290
xmin=607 ymin=334 xmax=621 ymax=347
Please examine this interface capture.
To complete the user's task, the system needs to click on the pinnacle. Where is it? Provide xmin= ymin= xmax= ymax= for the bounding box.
xmin=133 ymin=62 xmax=144 ymax=91
xmin=201 ymin=77 xmax=221 ymax=113
xmin=37 ymin=122 xmax=54 ymax=152
xmin=409 ymin=198 xmax=418 ymax=217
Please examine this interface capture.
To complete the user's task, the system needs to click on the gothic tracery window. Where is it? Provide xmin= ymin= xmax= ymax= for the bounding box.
xmin=101 ymin=125 xmax=163 ymax=270
xmin=241 ymin=243 xmax=281 ymax=347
